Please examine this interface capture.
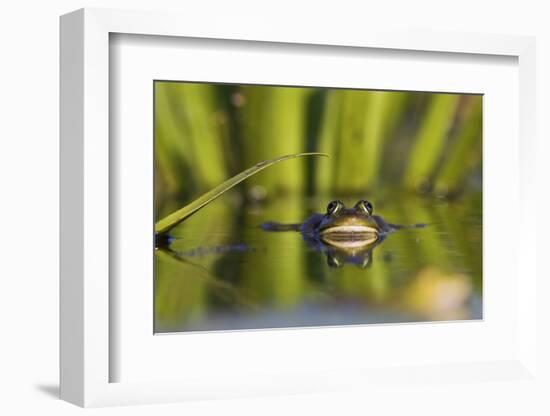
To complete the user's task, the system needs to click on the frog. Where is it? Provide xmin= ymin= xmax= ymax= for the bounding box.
xmin=262 ymin=199 xmax=423 ymax=268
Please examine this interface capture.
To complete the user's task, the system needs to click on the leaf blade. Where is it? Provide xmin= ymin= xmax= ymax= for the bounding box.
xmin=155 ymin=152 xmax=329 ymax=234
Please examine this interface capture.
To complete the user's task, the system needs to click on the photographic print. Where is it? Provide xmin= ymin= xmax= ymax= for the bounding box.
xmin=154 ymin=81 xmax=482 ymax=333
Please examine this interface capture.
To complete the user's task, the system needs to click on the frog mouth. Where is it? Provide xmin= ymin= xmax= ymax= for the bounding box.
xmin=319 ymin=226 xmax=379 ymax=248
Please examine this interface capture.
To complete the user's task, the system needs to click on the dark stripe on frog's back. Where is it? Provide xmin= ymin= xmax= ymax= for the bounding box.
xmin=260 ymin=222 xmax=302 ymax=232
xmin=372 ymin=214 xmax=396 ymax=233
xmin=300 ymin=213 xmax=325 ymax=235
xmin=260 ymin=213 xmax=325 ymax=233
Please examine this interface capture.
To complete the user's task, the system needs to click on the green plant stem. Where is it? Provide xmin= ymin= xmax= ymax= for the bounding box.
xmin=434 ymin=98 xmax=482 ymax=195
xmin=404 ymin=94 xmax=460 ymax=191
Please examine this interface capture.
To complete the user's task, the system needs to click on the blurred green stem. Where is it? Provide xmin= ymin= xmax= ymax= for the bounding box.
xmin=434 ymin=98 xmax=483 ymax=195
xmin=404 ymin=94 xmax=460 ymax=191
xmin=241 ymin=86 xmax=310 ymax=195
xmin=315 ymin=90 xmax=343 ymax=194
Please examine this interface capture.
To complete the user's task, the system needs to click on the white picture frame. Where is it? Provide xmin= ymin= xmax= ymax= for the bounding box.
xmin=60 ymin=7 xmax=538 ymax=408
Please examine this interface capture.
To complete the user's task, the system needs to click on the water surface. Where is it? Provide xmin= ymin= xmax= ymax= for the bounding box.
xmin=154 ymin=192 xmax=482 ymax=333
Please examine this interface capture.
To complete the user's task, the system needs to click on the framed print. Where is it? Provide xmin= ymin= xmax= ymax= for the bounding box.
xmin=60 ymin=8 xmax=539 ymax=408
xmin=152 ymin=82 xmax=483 ymax=334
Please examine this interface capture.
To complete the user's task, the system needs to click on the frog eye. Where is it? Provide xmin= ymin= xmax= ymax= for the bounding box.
xmin=355 ymin=200 xmax=373 ymax=215
xmin=327 ymin=200 xmax=344 ymax=216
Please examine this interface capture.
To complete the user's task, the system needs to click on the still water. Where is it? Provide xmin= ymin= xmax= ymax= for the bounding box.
xmin=154 ymin=192 xmax=482 ymax=333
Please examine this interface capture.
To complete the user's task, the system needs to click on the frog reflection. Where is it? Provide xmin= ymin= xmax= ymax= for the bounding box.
xmin=320 ymin=239 xmax=381 ymax=268
xmin=262 ymin=200 xmax=418 ymax=268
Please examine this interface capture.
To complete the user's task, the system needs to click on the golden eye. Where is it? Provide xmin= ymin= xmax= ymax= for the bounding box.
xmin=355 ymin=200 xmax=373 ymax=215
xmin=327 ymin=200 xmax=344 ymax=215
